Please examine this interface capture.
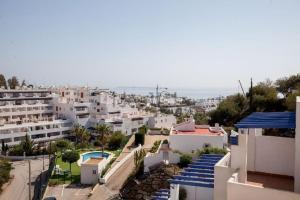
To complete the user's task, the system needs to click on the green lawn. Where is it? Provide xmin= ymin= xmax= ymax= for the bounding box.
xmin=49 ymin=152 xmax=80 ymax=185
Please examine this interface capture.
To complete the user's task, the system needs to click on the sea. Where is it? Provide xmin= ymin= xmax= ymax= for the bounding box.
xmin=111 ymin=87 xmax=237 ymax=100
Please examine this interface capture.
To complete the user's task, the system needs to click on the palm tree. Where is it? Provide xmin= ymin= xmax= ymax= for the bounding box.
xmin=95 ymin=124 xmax=111 ymax=154
xmin=72 ymin=124 xmax=81 ymax=144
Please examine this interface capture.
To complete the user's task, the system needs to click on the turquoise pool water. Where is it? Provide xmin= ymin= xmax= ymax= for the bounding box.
xmin=82 ymin=151 xmax=110 ymax=161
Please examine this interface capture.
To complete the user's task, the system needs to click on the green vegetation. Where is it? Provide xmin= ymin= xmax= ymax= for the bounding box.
xmin=108 ymin=131 xmax=128 ymax=150
xmin=95 ymin=124 xmax=112 ymax=154
xmin=72 ymin=124 xmax=91 ymax=149
xmin=162 ymin=139 xmax=168 ymax=144
xmin=100 ymin=157 xmax=117 ymax=177
xmin=193 ymin=112 xmax=209 ymax=125
xmin=149 ymin=140 xmax=161 ymax=153
xmin=179 ymin=187 xmax=187 ymax=200
xmin=9 ymin=134 xmax=35 ymax=156
xmin=0 ymin=159 xmax=12 ymax=193
xmin=134 ymin=132 xmax=145 ymax=146
xmin=197 ymin=147 xmax=227 ymax=156
xmin=61 ymin=150 xmax=80 ymax=179
xmin=160 ymin=107 xmax=174 ymax=114
xmin=179 ymin=154 xmax=192 ymax=168
xmin=134 ymin=149 xmax=146 ymax=177
xmin=49 ymin=152 xmax=81 ymax=185
xmin=138 ymin=125 xmax=148 ymax=135
xmin=209 ymin=74 xmax=300 ymax=127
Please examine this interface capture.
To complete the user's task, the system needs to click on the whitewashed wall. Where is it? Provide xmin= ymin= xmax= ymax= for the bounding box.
xmin=214 ymin=153 xmax=235 ymax=200
xmin=182 ymin=185 xmax=213 ymax=200
xmin=144 ymin=152 xmax=164 ymax=172
xmin=227 ymin=176 xmax=300 ymax=200
xmin=247 ymin=135 xmax=295 ymax=176
xmin=169 ymin=135 xmax=224 ymax=153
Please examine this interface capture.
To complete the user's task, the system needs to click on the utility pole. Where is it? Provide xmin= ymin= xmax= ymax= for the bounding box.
xmin=28 ymin=160 xmax=31 ymax=200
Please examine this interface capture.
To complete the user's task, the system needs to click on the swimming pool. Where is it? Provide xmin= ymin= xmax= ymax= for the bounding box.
xmin=82 ymin=151 xmax=110 ymax=162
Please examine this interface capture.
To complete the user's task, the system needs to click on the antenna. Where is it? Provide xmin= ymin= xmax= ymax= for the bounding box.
xmin=238 ymin=80 xmax=246 ymax=96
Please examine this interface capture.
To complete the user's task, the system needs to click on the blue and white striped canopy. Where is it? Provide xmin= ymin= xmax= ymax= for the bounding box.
xmin=235 ymin=112 xmax=296 ymax=129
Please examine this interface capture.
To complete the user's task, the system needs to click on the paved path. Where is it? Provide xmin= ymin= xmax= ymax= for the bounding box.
xmin=45 ymin=184 xmax=91 ymax=200
xmin=0 ymin=157 xmax=49 ymax=200
xmin=90 ymin=134 xmax=168 ymax=199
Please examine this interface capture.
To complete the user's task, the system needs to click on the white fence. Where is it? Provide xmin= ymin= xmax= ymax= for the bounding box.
xmin=99 ymin=144 xmax=142 ymax=183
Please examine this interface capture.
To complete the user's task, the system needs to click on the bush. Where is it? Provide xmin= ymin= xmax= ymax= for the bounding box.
xmin=93 ymin=140 xmax=101 ymax=147
xmin=162 ymin=139 xmax=168 ymax=144
xmin=179 ymin=187 xmax=187 ymax=200
xmin=179 ymin=154 xmax=192 ymax=168
xmin=150 ymin=140 xmax=161 ymax=153
xmin=197 ymin=147 xmax=227 ymax=156
xmin=138 ymin=125 xmax=148 ymax=134
xmin=0 ymin=159 xmax=12 ymax=192
xmin=108 ymin=131 xmax=127 ymax=150
xmin=134 ymin=132 xmax=145 ymax=146
xmin=9 ymin=145 xmax=24 ymax=156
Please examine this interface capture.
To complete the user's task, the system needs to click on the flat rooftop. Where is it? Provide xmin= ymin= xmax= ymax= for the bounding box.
xmin=84 ymin=157 xmax=103 ymax=165
xmin=247 ymin=171 xmax=294 ymax=192
xmin=172 ymin=127 xmax=223 ymax=136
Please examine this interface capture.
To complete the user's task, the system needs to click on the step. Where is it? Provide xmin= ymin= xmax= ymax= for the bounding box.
xmin=188 ymin=164 xmax=214 ymax=170
xmin=173 ymin=175 xmax=214 ymax=183
xmin=169 ymin=179 xmax=214 ymax=188
xmin=181 ymin=171 xmax=214 ymax=178
xmin=184 ymin=167 xmax=214 ymax=174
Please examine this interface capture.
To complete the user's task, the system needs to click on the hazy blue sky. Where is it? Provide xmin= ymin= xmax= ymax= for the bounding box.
xmin=0 ymin=0 xmax=299 ymax=89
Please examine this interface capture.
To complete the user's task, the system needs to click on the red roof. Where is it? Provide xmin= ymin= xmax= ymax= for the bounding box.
xmin=172 ymin=128 xmax=223 ymax=136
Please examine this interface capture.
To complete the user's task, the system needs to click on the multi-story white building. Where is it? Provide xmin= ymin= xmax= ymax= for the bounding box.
xmin=88 ymin=90 xmax=153 ymax=135
xmin=0 ymin=87 xmax=73 ymax=146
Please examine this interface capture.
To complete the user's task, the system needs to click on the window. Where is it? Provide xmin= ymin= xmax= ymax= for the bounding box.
xmin=92 ymin=170 xmax=97 ymax=174
xmin=97 ymin=109 xmax=100 ymax=112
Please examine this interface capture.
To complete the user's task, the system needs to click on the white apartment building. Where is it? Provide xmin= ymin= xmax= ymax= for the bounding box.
xmin=0 ymin=88 xmax=73 ymax=146
xmin=88 ymin=91 xmax=152 ymax=135
xmin=147 ymin=114 xmax=176 ymax=129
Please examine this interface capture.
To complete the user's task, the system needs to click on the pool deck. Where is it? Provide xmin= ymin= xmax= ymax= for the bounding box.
xmin=77 ymin=151 xmax=111 ymax=166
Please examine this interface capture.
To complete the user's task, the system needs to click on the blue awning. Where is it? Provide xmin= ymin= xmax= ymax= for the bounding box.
xmin=235 ymin=112 xmax=296 ymax=129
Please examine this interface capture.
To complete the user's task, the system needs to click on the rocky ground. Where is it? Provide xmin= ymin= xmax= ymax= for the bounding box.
xmin=120 ymin=164 xmax=181 ymax=200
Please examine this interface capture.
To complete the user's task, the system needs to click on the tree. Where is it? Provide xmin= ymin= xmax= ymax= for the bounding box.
xmin=0 ymin=74 xmax=7 ymax=89
xmin=7 ymin=76 xmax=19 ymax=89
xmin=193 ymin=113 xmax=209 ymax=125
xmin=276 ymin=73 xmax=300 ymax=95
xmin=134 ymin=149 xmax=146 ymax=176
xmin=61 ymin=150 xmax=79 ymax=181
xmin=95 ymin=124 xmax=111 ymax=154
xmin=55 ymin=140 xmax=72 ymax=153
xmin=72 ymin=124 xmax=90 ymax=147
xmin=21 ymin=134 xmax=34 ymax=156
xmin=108 ymin=131 xmax=127 ymax=150
xmin=1 ymin=140 xmax=9 ymax=155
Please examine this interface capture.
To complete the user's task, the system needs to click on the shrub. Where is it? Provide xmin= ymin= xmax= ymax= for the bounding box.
xmin=138 ymin=125 xmax=148 ymax=134
xmin=197 ymin=147 xmax=227 ymax=156
xmin=108 ymin=131 xmax=127 ymax=150
xmin=134 ymin=132 xmax=145 ymax=146
xmin=0 ymin=159 xmax=12 ymax=192
xmin=179 ymin=154 xmax=192 ymax=168
xmin=150 ymin=140 xmax=161 ymax=153
xmin=162 ymin=139 xmax=168 ymax=144
xmin=179 ymin=187 xmax=187 ymax=200
xmin=93 ymin=140 xmax=101 ymax=147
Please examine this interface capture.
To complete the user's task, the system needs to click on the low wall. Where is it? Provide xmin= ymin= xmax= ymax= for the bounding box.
xmin=144 ymin=152 xmax=164 ymax=172
xmin=182 ymin=185 xmax=213 ymax=200
xmin=99 ymin=144 xmax=142 ymax=183
xmin=227 ymin=176 xmax=300 ymax=200
xmin=214 ymin=152 xmax=235 ymax=200
xmin=169 ymin=135 xmax=224 ymax=153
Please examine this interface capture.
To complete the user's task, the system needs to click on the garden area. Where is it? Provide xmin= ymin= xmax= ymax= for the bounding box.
xmin=0 ymin=158 xmax=12 ymax=193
